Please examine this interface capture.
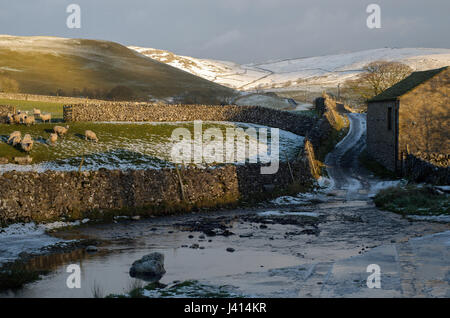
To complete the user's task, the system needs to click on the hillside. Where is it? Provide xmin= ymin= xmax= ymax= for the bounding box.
xmin=129 ymin=46 xmax=450 ymax=92
xmin=0 ymin=35 xmax=234 ymax=103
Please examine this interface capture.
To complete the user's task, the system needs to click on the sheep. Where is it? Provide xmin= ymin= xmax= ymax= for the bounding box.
xmin=13 ymin=155 xmax=32 ymax=165
xmin=33 ymin=108 xmax=41 ymax=117
xmin=11 ymin=113 xmax=22 ymax=124
xmin=40 ymin=113 xmax=52 ymax=123
xmin=21 ymin=134 xmax=33 ymax=152
xmin=85 ymin=130 xmax=98 ymax=142
xmin=53 ymin=125 xmax=69 ymax=136
xmin=8 ymin=130 xmax=21 ymax=140
xmin=7 ymin=131 xmax=21 ymax=146
xmin=17 ymin=111 xmax=28 ymax=123
xmin=48 ymin=133 xmax=58 ymax=145
xmin=23 ymin=115 xmax=36 ymax=126
xmin=10 ymin=136 xmax=21 ymax=146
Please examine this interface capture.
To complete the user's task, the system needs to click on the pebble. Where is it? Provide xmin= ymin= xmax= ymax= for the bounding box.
xmin=226 ymin=247 xmax=235 ymax=253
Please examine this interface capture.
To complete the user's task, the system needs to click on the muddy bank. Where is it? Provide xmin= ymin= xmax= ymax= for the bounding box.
xmin=2 ymin=194 xmax=448 ymax=298
xmin=0 ymin=237 xmax=101 ymax=291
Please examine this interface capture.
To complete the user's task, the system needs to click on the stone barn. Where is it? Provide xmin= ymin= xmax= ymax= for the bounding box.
xmin=367 ymin=66 xmax=449 ymax=172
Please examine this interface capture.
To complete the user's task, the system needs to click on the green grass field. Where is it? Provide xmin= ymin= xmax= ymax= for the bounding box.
xmin=0 ymin=99 xmax=64 ymax=119
xmin=0 ymin=121 xmax=303 ymax=170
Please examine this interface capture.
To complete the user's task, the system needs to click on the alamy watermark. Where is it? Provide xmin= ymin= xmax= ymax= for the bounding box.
xmin=66 ymin=264 xmax=81 ymax=289
xmin=366 ymin=264 xmax=381 ymax=289
xmin=170 ymin=121 xmax=280 ymax=174
xmin=366 ymin=4 xmax=381 ymax=29
xmin=66 ymin=4 xmax=81 ymax=29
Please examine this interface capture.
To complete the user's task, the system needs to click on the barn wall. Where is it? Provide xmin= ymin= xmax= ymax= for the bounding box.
xmin=398 ymin=68 xmax=450 ymax=156
xmin=366 ymin=100 xmax=398 ymax=171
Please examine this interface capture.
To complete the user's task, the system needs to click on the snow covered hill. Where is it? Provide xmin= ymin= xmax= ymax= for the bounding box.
xmin=129 ymin=47 xmax=450 ymax=92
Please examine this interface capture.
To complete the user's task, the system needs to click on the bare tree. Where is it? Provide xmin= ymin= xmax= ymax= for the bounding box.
xmin=344 ymin=61 xmax=413 ymax=104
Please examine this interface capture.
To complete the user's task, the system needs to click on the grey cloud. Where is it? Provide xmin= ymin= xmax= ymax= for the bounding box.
xmin=0 ymin=0 xmax=448 ymax=63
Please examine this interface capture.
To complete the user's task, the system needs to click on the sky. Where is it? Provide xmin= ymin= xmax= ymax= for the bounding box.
xmin=0 ymin=0 xmax=449 ymax=63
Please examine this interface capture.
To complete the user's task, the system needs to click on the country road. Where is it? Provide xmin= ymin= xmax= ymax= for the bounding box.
xmin=325 ymin=113 xmax=390 ymax=200
xmin=2 ymin=112 xmax=449 ymax=298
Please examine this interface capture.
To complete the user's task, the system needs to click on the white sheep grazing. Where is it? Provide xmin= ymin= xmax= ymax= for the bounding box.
xmin=17 ymin=111 xmax=28 ymax=123
xmin=48 ymin=133 xmax=58 ymax=145
xmin=85 ymin=130 xmax=98 ymax=142
xmin=40 ymin=113 xmax=52 ymax=123
xmin=11 ymin=113 xmax=21 ymax=124
xmin=7 ymin=131 xmax=21 ymax=145
xmin=53 ymin=125 xmax=69 ymax=136
xmin=21 ymin=134 xmax=33 ymax=152
xmin=13 ymin=155 xmax=32 ymax=165
xmin=11 ymin=136 xmax=21 ymax=147
xmin=33 ymin=108 xmax=41 ymax=116
xmin=23 ymin=115 xmax=36 ymax=126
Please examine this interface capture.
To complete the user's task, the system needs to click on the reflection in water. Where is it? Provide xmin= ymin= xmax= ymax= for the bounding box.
xmin=2 ymin=240 xmax=301 ymax=298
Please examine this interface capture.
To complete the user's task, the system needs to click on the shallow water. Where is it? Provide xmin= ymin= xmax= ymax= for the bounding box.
xmin=1 ymin=219 xmax=303 ymax=298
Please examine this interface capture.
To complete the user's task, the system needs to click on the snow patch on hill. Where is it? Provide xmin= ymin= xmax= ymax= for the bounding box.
xmin=129 ymin=46 xmax=450 ymax=92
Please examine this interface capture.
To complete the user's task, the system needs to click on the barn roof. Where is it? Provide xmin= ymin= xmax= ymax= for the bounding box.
xmin=369 ymin=66 xmax=448 ymax=102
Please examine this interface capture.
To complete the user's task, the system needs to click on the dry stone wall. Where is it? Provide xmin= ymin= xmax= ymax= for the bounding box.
xmin=0 ymin=92 xmax=102 ymax=104
xmin=0 ymin=102 xmax=316 ymax=223
xmin=63 ymin=103 xmax=315 ymax=137
xmin=0 ymin=162 xmax=311 ymax=224
xmin=402 ymin=154 xmax=449 ymax=185
xmin=0 ymin=102 xmax=314 ymax=224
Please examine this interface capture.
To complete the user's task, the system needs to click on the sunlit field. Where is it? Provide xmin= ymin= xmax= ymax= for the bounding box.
xmin=0 ymin=121 xmax=304 ymax=171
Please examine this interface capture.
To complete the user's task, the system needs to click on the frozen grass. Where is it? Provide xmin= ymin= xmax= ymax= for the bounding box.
xmin=373 ymin=185 xmax=449 ymax=216
xmin=0 ymin=121 xmax=304 ymax=172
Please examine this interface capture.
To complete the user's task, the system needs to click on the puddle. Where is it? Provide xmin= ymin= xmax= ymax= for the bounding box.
xmin=258 ymin=211 xmax=319 ymax=217
xmin=1 ymin=228 xmax=302 ymax=298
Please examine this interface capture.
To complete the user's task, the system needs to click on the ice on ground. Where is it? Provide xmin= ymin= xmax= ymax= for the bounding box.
xmin=0 ymin=220 xmax=85 ymax=264
xmin=270 ymin=190 xmax=329 ymax=206
xmin=407 ymin=215 xmax=450 ymax=223
xmin=335 ymin=113 xmax=365 ymax=152
xmin=42 ymin=219 xmax=90 ymax=230
xmin=0 ymin=121 xmax=304 ymax=174
xmin=368 ymin=180 xmax=405 ymax=197
xmin=234 ymin=94 xmax=292 ymax=110
xmin=318 ymin=176 xmax=335 ymax=191
xmin=0 ymin=222 xmax=67 ymax=264
xmin=270 ymin=196 xmax=310 ymax=205
xmin=294 ymin=103 xmax=313 ymax=111
xmin=435 ymin=186 xmax=450 ymax=193
xmin=258 ymin=211 xmax=319 ymax=217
